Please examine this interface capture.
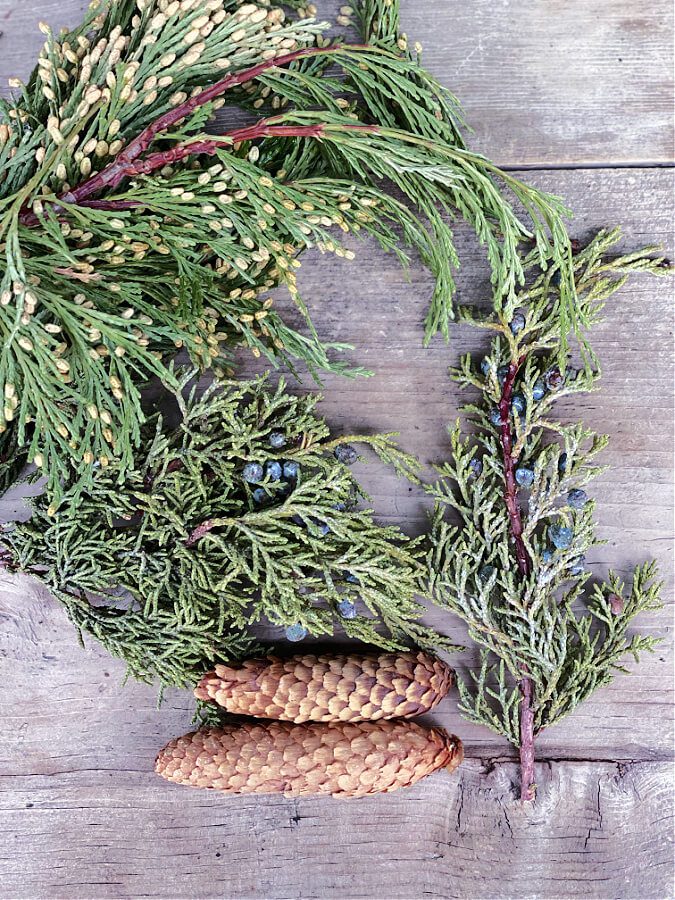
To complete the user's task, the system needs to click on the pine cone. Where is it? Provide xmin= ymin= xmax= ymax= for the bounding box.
xmin=155 ymin=721 xmax=463 ymax=798
xmin=194 ymin=650 xmax=453 ymax=723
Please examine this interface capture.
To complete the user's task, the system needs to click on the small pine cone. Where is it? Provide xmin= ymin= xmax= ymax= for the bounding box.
xmin=194 ymin=650 xmax=453 ymax=723
xmin=155 ymin=721 xmax=463 ymax=798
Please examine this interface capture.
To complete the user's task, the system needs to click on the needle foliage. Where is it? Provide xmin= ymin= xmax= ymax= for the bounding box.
xmin=424 ymin=230 xmax=668 ymax=796
xmin=0 ymin=0 xmax=577 ymax=500
xmin=0 ymin=371 xmax=457 ymax=688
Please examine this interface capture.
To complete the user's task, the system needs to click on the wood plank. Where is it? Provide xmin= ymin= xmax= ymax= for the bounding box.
xmin=0 ymin=712 xmax=672 ymax=900
xmin=402 ymin=0 xmax=675 ymax=166
xmin=0 ymin=1 xmax=672 ymax=166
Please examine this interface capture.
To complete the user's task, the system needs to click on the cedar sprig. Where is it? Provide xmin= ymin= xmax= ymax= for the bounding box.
xmin=424 ymin=229 xmax=669 ymax=800
xmin=0 ymin=370 xmax=457 ymax=689
xmin=0 ymin=0 xmax=578 ymax=500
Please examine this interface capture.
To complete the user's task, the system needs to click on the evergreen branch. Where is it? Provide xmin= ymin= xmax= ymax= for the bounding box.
xmin=0 ymin=0 xmax=582 ymax=497
xmin=1 ymin=373 xmax=455 ymax=688
xmin=425 ymin=230 xmax=669 ymax=799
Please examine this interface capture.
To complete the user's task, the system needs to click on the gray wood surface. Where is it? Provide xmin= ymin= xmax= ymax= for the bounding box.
xmin=0 ymin=1 xmax=673 ymax=898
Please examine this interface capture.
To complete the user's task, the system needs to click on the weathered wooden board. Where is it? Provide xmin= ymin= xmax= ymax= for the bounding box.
xmin=2 ymin=572 xmax=674 ymax=899
xmin=0 ymin=0 xmax=672 ymax=166
xmin=403 ymin=0 xmax=675 ymax=166
xmin=0 ymin=0 xmax=673 ymax=897
xmin=1 ymin=708 xmax=673 ymax=899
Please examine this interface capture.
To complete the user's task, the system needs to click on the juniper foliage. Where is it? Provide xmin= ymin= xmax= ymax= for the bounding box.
xmin=424 ymin=230 xmax=669 ymax=799
xmin=0 ymin=0 xmax=577 ymax=499
xmin=0 ymin=372 xmax=457 ymax=688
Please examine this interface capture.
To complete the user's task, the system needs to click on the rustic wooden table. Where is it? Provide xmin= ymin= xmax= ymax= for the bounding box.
xmin=1 ymin=1 xmax=673 ymax=898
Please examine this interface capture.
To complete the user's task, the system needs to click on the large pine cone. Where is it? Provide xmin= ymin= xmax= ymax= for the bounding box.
xmin=155 ymin=721 xmax=463 ymax=798
xmin=194 ymin=650 xmax=453 ymax=723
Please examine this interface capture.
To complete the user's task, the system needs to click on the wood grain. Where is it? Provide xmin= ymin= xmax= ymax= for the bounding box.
xmin=0 ymin=0 xmax=673 ymax=897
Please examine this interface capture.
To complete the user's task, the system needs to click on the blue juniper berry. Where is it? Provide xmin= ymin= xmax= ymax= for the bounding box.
xmin=251 ymin=487 xmax=267 ymax=505
xmin=532 ymin=379 xmax=546 ymax=401
xmin=480 ymin=357 xmax=491 ymax=376
xmin=468 ymin=457 xmax=483 ymax=479
xmin=344 ymin=571 xmax=359 ymax=584
xmin=268 ymin=431 xmax=286 ymax=449
xmin=242 ymin=462 xmax=264 ymax=483
xmin=265 ymin=460 xmax=283 ymax=481
xmin=282 ymin=460 xmax=299 ymax=480
xmin=497 ymin=365 xmax=509 ymax=386
xmin=285 ymin=623 xmax=308 ymax=642
xmin=334 ymin=444 xmax=358 ymax=465
xmin=567 ymin=488 xmax=589 ymax=509
xmin=541 ymin=548 xmax=554 ymax=563
xmin=511 ymin=393 xmax=526 ymax=415
xmin=510 ymin=312 xmax=526 ymax=334
xmin=558 ymin=452 xmax=569 ymax=474
xmin=515 ymin=466 xmax=535 ymax=487
xmin=337 ymin=599 xmax=358 ymax=619
xmin=549 ymin=523 xmax=573 ymax=550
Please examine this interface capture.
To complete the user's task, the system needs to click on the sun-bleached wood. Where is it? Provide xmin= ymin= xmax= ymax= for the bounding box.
xmin=0 ymin=0 xmax=673 ymax=897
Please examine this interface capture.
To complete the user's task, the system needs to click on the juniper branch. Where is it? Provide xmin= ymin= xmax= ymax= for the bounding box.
xmin=425 ymin=229 xmax=670 ymax=800
xmin=0 ymin=372 xmax=455 ymax=688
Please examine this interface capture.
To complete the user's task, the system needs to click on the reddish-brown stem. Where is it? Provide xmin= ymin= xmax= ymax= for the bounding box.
xmin=186 ymin=518 xmax=219 ymax=547
xmin=497 ymin=352 xmax=536 ymax=802
xmin=498 ymin=355 xmax=530 ymax=578
xmin=518 ymin=675 xmax=536 ymax=801
xmin=77 ymin=199 xmax=143 ymax=211
xmin=60 ymin=44 xmax=360 ymax=204
xmin=19 ymin=119 xmax=377 ymax=226
xmin=103 ymin=124 xmax=328 ymax=180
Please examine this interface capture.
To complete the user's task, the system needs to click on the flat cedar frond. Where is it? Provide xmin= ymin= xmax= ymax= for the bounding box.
xmin=0 ymin=372 xmax=457 ymax=688
xmin=424 ymin=230 xmax=669 ymax=800
xmin=0 ymin=0 xmax=578 ymax=499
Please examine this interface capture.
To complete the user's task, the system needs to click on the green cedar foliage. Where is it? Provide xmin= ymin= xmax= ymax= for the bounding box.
xmin=0 ymin=372 xmax=457 ymax=689
xmin=424 ymin=230 xmax=668 ymax=780
xmin=0 ymin=0 xmax=577 ymax=499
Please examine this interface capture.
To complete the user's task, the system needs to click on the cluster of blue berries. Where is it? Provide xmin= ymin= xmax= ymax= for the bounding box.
xmin=241 ymin=431 xmax=302 ymax=506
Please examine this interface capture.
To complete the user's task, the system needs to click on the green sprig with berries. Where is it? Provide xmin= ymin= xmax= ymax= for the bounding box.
xmin=0 ymin=0 xmax=579 ymax=501
xmin=424 ymin=229 xmax=669 ymax=801
xmin=0 ymin=371 xmax=458 ymax=689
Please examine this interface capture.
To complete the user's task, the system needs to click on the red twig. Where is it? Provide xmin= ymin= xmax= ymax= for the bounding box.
xmin=77 ymin=199 xmax=143 ymax=211
xmin=186 ymin=518 xmax=219 ymax=547
xmin=98 ymin=124 xmax=327 ymax=181
xmin=497 ymin=352 xmax=536 ymax=802
xmin=498 ymin=355 xmax=530 ymax=578
xmin=518 ymin=675 xmax=536 ymax=801
xmin=20 ymin=119 xmax=377 ymax=226
xmin=60 ymin=45 xmax=359 ymax=204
